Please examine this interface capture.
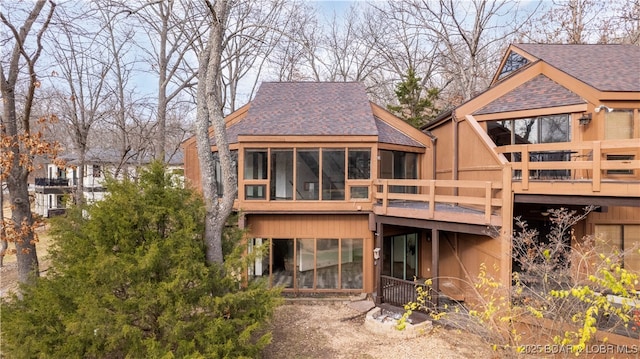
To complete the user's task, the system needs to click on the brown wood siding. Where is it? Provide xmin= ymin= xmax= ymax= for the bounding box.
xmin=586 ymin=206 xmax=640 ymax=227
xmin=183 ymin=138 xmax=202 ymax=191
xmin=430 ymin=123 xmax=454 ymax=180
xmin=246 ymin=214 xmax=375 ymax=292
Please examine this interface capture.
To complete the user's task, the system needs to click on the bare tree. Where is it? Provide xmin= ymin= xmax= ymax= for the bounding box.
xmin=96 ymin=3 xmax=147 ymax=175
xmin=522 ymin=0 xmax=638 ymax=44
xmin=46 ymin=4 xmax=113 ymax=203
xmin=0 ymin=0 xmax=56 ymax=283
xmin=121 ymin=0 xmax=204 ymax=161
xmin=389 ymin=0 xmax=538 ymax=106
xmin=619 ymin=0 xmax=640 ymax=45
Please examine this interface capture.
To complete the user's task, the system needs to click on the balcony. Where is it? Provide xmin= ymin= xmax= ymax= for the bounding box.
xmin=34 ymin=178 xmax=70 ymax=187
xmin=496 ymin=139 xmax=640 ymax=197
xmin=372 ymin=179 xmax=503 ymax=227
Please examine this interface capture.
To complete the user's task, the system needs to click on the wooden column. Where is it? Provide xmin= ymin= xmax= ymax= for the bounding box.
xmin=374 ymin=220 xmax=383 ymax=304
xmin=431 ymin=228 xmax=439 ymax=308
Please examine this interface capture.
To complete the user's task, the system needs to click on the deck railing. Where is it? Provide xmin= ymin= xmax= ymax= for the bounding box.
xmin=496 ymin=139 xmax=640 ymax=192
xmin=34 ymin=178 xmax=70 ymax=187
xmin=372 ymin=179 xmax=503 ymax=224
xmin=380 ymin=275 xmax=434 ymax=311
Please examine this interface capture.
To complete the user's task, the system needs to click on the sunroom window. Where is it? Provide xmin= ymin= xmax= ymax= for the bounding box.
xmin=379 ymin=150 xmax=418 ymax=194
xmin=244 ymin=147 xmax=372 ymax=201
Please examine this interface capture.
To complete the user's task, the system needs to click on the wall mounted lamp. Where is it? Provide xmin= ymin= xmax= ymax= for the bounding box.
xmin=594 ymin=105 xmax=614 ymax=113
xmin=578 ymin=113 xmax=592 ymax=125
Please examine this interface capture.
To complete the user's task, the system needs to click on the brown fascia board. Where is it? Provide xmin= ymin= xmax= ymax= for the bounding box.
xmin=370 ymin=102 xmax=433 ymax=149
xmin=471 ymin=104 xmax=588 ymax=122
xmin=235 ymin=135 xmax=379 ymax=144
xmin=377 ymin=142 xmax=426 ymax=153
xmin=599 ymin=92 xmax=640 ymax=101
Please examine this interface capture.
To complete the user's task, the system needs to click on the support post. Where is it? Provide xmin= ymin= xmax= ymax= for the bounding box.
xmin=374 ymin=220 xmax=383 ymax=304
xmin=431 ymin=228 xmax=439 ymax=309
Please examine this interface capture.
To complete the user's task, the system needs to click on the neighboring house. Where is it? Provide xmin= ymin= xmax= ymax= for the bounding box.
xmin=182 ymin=45 xmax=639 ymax=310
xmin=33 ymin=148 xmax=184 ymax=217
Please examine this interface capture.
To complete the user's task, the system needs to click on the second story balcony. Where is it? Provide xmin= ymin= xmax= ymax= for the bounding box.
xmin=34 ymin=177 xmax=70 ymax=187
xmin=496 ymin=139 xmax=640 ymax=196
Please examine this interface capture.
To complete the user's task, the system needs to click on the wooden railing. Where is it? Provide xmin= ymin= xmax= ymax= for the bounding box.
xmin=372 ymin=179 xmax=502 ymax=224
xmin=496 ymin=139 xmax=640 ymax=192
xmin=380 ymin=275 xmax=434 ymax=311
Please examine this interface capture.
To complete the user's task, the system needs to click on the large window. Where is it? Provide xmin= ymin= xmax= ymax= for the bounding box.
xmin=595 ymin=225 xmax=640 ymax=273
xmin=251 ymin=237 xmax=364 ymax=290
xmin=213 ymin=150 xmax=238 ymax=198
xmin=489 ymin=114 xmax=571 ymax=145
xmin=296 ymin=149 xmax=320 ymax=200
xmin=605 ymin=110 xmax=634 ymax=140
xmin=348 ymin=149 xmax=370 ymax=179
xmin=379 ymin=150 xmax=418 ymax=193
xmin=270 ymin=149 xmax=293 ymax=200
xmin=245 ymin=149 xmax=267 ymax=199
xmin=322 ymin=149 xmax=345 ymax=200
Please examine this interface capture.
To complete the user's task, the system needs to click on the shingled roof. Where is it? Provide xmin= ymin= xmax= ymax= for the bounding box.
xmin=513 ymin=44 xmax=640 ymax=92
xmin=474 ymin=74 xmax=586 ymax=115
xmin=235 ymin=82 xmax=378 ymax=136
xmin=223 ymin=82 xmax=424 ymax=148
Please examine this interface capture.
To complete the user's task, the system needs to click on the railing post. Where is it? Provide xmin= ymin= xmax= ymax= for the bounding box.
xmin=428 ymin=180 xmax=435 ymax=219
xmin=382 ymin=180 xmax=389 ymax=215
xmin=592 ymin=141 xmax=601 ymax=192
xmin=484 ymin=181 xmax=492 ymax=224
xmin=522 ymin=145 xmax=529 ymax=190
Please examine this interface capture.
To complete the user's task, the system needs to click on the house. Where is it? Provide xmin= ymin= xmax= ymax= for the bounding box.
xmin=33 ymin=148 xmax=184 ymax=217
xmin=424 ymin=43 xmax=640 ymax=301
xmin=182 ymin=44 xmax=639 ymax=309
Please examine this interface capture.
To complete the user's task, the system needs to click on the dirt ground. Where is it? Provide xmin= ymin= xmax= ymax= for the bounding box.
xmin=261 ymin=301 xmax=500 ymax=359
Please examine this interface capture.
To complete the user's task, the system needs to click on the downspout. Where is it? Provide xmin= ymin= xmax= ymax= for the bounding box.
xmin=425 ymin=131 xmax=437 ymax=179
xmin=452 ymin=112 xmax=459 ymax=197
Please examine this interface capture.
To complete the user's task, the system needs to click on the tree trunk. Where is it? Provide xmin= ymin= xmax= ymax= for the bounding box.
xmin=7 ymin=175 xmax=39 ymax=283
xmin=195 ymin=0 xmax=234 ymax=265
xmin=0 ymin=181 xmax=7 ymax=267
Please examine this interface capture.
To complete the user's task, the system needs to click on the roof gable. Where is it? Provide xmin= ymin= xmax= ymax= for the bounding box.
xmin=512 ymin=44 xmax=640 ymax=92
xmin=474 ymin=74 xmax=586 ymax=115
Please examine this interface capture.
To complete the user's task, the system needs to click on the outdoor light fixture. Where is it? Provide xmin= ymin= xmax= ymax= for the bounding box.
xmin=594 ymin=105 xmax=614 ymax=113
xmin=579 ymin=113 xmax=592 ymax=125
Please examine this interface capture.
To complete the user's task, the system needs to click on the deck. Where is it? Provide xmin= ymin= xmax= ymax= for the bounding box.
xmin=372 ymin=179 xmax=503 ymax=227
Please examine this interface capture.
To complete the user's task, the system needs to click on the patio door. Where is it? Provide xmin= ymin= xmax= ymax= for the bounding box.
xmin=382 ymin=233 xmax=418 ymax=280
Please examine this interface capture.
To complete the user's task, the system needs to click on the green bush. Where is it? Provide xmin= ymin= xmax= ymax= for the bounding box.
xmin=1 ymin=162 xmax=280 ymax=358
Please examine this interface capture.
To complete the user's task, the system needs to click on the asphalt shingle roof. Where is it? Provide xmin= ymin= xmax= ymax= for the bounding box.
xmin=223 ymin=82 xmax=424 ymax=148
xmin=236 ymin=82 xmax=378 ymax=137
xmin=375 ymin=117 xmax=423 ymax=147
xmin=514 ymin=44 xmax=640 ymax=92
xmin=474 ymin=74 xmax=586 ymax=115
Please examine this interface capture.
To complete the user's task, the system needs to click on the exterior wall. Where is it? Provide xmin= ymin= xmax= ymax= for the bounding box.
xmin=586 ymin=206 xmax=640 ymax=225
xmin=246 ymin=213 xmax=374 ymax=293
xmin=419 ymin=231 xmax=500 ymax=302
